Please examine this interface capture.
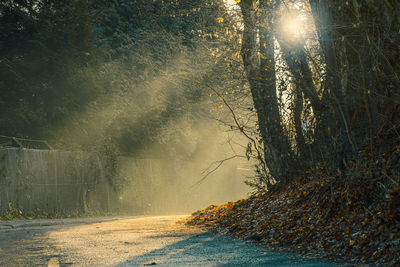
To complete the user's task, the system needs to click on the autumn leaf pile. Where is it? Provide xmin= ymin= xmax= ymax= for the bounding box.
xmin=187 ymin=142 xmax=400 ymax=266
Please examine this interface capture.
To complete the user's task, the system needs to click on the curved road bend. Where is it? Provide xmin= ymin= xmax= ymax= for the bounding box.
xmin=0 ymin=215 xmax=345 ymax=266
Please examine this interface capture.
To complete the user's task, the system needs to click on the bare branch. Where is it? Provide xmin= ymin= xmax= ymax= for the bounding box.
xmin=191 ymin=155 xmax=246 ymax=188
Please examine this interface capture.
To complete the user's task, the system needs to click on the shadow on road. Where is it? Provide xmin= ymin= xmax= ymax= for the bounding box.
xmin=117 ymin=232 xmax=344 ymax=266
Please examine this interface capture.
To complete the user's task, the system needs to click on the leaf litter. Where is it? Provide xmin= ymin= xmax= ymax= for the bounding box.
xmin=186 ymin=142 xmax=400 ymax=266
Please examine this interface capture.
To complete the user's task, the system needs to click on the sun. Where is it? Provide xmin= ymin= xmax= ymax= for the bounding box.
xmin=283 ymin=17 xmax=303 ymax=38
xmin=279 ymin=13 xmax=306 ymax=44
xmin=277 ymin=0 xmax=314 ymax=46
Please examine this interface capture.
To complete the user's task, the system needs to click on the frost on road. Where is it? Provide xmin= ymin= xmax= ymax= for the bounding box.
xmin=0 ymin=216 xmax=342 ymax=266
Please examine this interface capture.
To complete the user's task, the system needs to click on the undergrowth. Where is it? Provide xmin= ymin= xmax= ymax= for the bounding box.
xmin=187 ymin=140 xmax=400 ymax=266
xmin=0 ymin=203 xmax=124 ymax=221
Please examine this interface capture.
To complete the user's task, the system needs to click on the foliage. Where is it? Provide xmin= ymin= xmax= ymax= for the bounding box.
xmin=0 ymin=0 xmax=241 ymax=191
xmin=1 ymin=202 xmax=23 ymax=220
xmin=214 ymin=0 xmax=400 ymax=190
xmin=0 ymin=0 xmax=104 ymax=139
xmin=0 ymin=202 xmax=120 ymax=221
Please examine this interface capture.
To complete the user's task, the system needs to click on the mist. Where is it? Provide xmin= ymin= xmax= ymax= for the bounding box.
xmin=115 ymin=123 xmax=251 ymax=214
xmin=0 ymin=0 xmax=253 ymax=215
xmin=50 ymin=33 xmax=251 ymax=214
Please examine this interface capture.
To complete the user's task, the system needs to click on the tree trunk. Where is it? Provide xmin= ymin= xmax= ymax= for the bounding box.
xmin=309 ymin=0 xmax=355 ymax=170
xmin=293 ymin=84 xmax=308 ymax=161
xmin=277 ymin=40 xmax=323 ymax=120
xmin=240 ymin=0 xmax=293 ymax=183
xmin=276 ymin=38 xmax=335 ymax=163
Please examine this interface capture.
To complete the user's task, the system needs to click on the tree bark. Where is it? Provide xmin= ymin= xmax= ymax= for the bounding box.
xmin=276 ymin=39 xmax=322 ymax=120
xmin=293 ymin=84 xmax=308 ymax=160
xmin=309 ymin=0 xmax=355 ymax=169
xmin=240 ymin=0 xmax=293 ymax=183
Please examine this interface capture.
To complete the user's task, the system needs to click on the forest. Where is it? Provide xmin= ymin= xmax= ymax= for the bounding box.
xmin=1 ymin=0 xmax=400 ymax=265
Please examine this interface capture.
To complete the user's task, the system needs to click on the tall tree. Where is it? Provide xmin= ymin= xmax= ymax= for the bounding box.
xmin=239 ymin=0 xmax=294 ymax=184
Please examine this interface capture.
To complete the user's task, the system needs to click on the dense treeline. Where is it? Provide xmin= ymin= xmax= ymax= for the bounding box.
xmin=0 ymin=0 xmax=244 ymax=192
xmin=1 ymin=0 xmax=399 ymax=192
xmin=0 ymin=0 xmax=234 ymax=155
xmin=234 ymin=0 xmax=400 ymax=188
xmin=0 ymin=1 xmax=101 ymax=139
xmin=188 ymin=2 xmax=400 ymax=264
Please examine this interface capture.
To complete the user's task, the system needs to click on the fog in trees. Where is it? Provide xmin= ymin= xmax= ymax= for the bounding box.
xmin=1 ymin=0 xmax=399 ymax=215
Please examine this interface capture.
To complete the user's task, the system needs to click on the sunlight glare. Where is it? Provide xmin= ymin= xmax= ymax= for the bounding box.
xmin=284 ymin=17 xmax=302 ymax=38
xmin=280 ymin=14 xmax=305 ymax=43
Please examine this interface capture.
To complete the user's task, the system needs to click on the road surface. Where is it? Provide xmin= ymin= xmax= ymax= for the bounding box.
xmin=0 ymin=215 xmax=344 ymax=266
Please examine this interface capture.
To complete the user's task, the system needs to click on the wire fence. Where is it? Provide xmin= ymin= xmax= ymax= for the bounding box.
xmin=0 ymin=146 xmax=175 ymax=215
xmin=0 ymin=147 xmax=110 ymax=214
xmin=0 ymin=135 xmax=53 ymax=150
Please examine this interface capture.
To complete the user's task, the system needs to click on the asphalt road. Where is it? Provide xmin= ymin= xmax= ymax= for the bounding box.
xmin=0 ymin=215 xmax=344 ymax=266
